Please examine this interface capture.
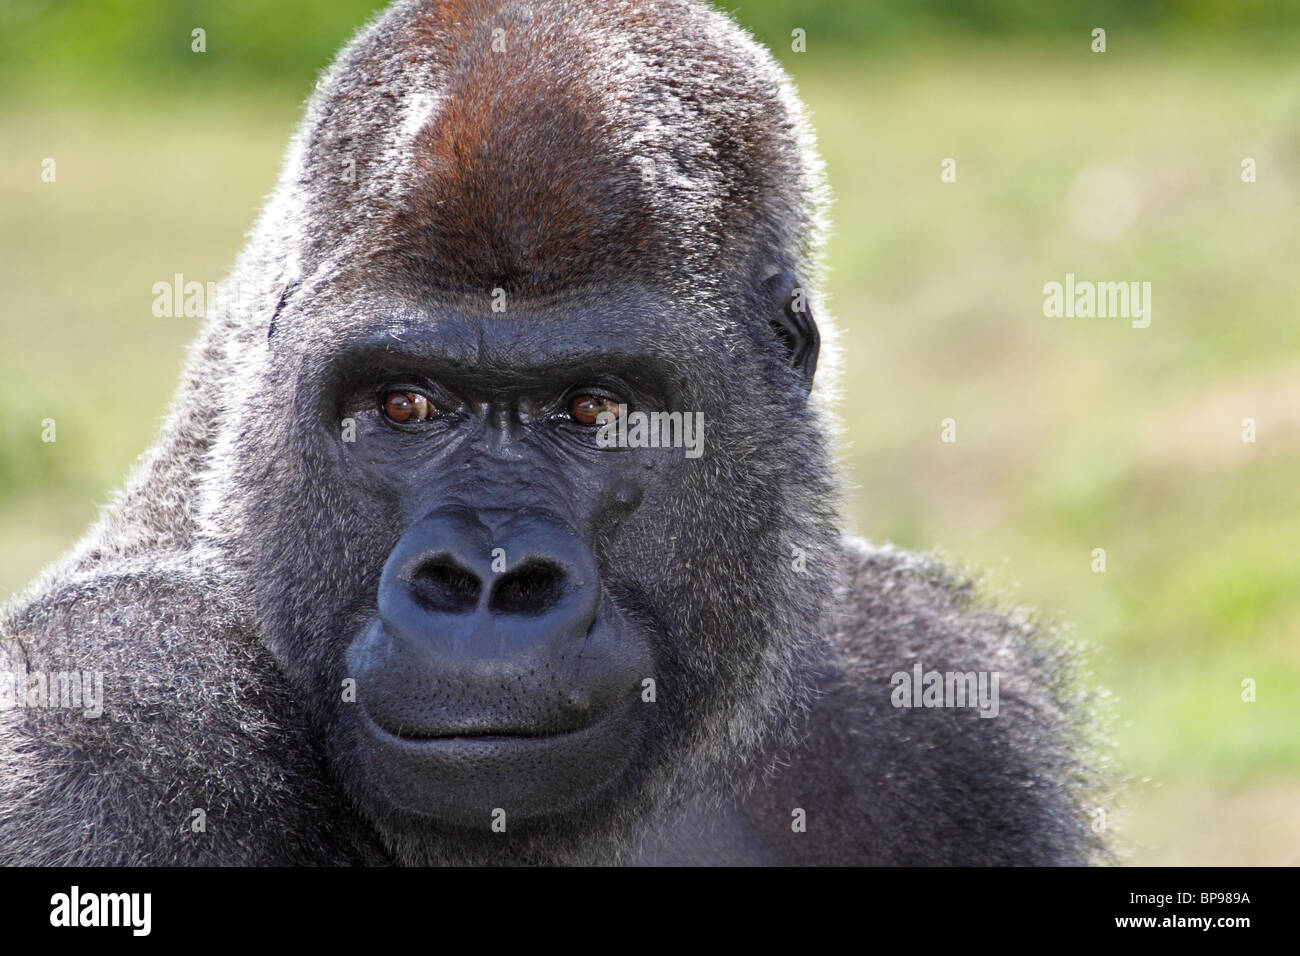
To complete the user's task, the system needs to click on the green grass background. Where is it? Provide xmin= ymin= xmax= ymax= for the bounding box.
xmin=2 ymin=1 xmax=1298 ymax=863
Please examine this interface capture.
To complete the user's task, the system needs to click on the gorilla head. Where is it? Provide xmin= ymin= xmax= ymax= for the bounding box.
xmin=179 ymin=0 xmax=838 ymax=863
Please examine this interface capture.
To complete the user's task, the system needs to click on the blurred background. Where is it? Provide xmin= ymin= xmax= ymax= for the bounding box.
xmin=1 ymin=0 xmax=1297 ymax=863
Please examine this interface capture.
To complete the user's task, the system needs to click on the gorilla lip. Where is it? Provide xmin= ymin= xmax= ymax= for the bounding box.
xmin=350 ymin=697 xmax=640 ymax=823
xmin=359 ymin=706 xmax=613 ymax=745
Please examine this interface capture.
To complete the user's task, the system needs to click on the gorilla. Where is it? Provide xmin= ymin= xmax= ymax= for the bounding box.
xmin=0 ymin=0 xmax=1105 ymax=865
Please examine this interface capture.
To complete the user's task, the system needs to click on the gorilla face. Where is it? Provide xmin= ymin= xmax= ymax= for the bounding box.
xmin=216 ymin=270 xmax=831 ymax=861
xmin=334 ymin=298 xmax=669 ymax=825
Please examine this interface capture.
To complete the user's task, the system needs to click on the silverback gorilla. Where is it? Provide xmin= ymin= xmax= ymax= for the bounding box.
xmin=0 ymin=0 xmax=1105 ymax=865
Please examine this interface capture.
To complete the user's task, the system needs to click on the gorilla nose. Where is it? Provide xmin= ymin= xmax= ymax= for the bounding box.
xmin=409 ymin=554 xmax=567 ymax=617
xmin=375 ymin=507 xmax=601 ymax=660
xmin=353 ymin=507 xmax=617 ymax=741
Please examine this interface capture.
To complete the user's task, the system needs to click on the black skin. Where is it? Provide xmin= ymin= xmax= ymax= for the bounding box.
xmin=330 ymin=275 xmax=814 ymax=832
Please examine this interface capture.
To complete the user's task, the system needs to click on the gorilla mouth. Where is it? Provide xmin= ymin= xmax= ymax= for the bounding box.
xmin=395 ymin=729 xmax=583 ymax=741
xmin=363 ymin=707 xmax=613 ymax=744
xmin=349 ymin=695 xmax=641 ymax=824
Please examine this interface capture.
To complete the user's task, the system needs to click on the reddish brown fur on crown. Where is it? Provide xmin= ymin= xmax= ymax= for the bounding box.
xmin=389 ymin=2 xmax=666 ymax=296
xmin=299 ymin=0 xmax=802 ymax=300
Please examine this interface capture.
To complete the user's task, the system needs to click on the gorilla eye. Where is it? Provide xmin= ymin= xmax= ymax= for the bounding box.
xmin=382 ymin=391 xmax=434 ymax=423
xmin=571 ymin=394 xmax=621 ymax=425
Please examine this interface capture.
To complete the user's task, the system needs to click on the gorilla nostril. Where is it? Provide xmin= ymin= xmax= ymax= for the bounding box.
xmin=490 ymin=560 xmax=566 ymax=615
xmin=409 ymin=557 xmax=482 ymax=613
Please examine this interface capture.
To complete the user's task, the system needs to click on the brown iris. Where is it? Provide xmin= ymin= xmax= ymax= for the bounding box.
xmin=382 ymin=391 xmax=433 ymax=423
xmin=571 ymin=395 xmax=621 ymax=425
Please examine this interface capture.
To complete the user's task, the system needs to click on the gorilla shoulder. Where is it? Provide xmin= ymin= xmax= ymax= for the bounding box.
xmin=0 ymin=566 xmax=383 ymax=865
xmin=637 ymin=539 xmax=1105 ymax=866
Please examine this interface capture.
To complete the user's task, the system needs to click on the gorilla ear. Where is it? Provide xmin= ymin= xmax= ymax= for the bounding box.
xmin=760 ymin=272 xmax=819 ymax=395
xmin=267 ymin=279 xmax=300 ymax=340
